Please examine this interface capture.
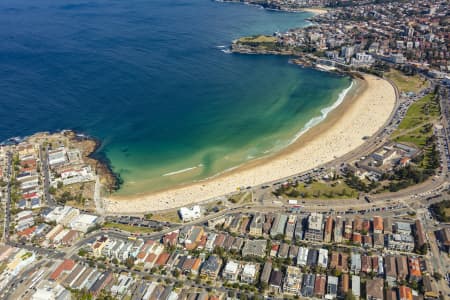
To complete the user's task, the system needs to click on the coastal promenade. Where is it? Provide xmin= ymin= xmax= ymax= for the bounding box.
xmin=104 ymin=74 xmax=397 ymax=214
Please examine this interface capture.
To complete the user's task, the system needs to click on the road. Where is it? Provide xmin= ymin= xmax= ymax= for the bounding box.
xmin=94 ymin=175 xmax=104 ymax=215
xmin=40 ymin=145 xmax=55 ymax=207
xmin=2 ymin=151 xmax=12 ymax=242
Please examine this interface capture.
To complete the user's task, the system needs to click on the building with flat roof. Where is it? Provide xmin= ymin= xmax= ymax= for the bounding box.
xmin=305 ymin=213 xmax=324 ymax=242
xmin=334 ymin=217 xmax=343 ymax=243
xmin=241 ymin=263 xmax=258 ymax=284
xmin=351 ymin=253 xmax=361 ymax=274
xmin=241 ymin=239 xmax=267 ymax=258
xmin=283 ymin=266 xmax=302 ymax=295
xmin=326 ymin=275 xmax=338 ymax=299
xmin=318 ymin=248 xmax=328 ymax=269
xmin=384 ymin=218 xmax=393 ymax=234
xmin=32 ymin=282 xmax=70 ymax=300
xmin=179 ymin=206 xmax=202 ymax=222
xmin=297 ymin=247 xmax=309 ymax=266
xmin=395 ymin=222 xmax=411 ymax=235
xmin=285 ymin=215 xmax=297 ymax=241
xmin=307 ymin=249 xmax=319 ymax=267
xmin=221 ymin=260 xmax=239 ymax=282
xmin=200 ymin=255 xmax=222 ymax=280
xmin=270 ymin=214 xmax=288 ymax=238
xmin=269 ymin=270 xmax=283 ymax=294
xmin=260 ymin=262 xmax=272 ymax=284
xmin=302 ymin=273 xmax=315 ymax=297
xmin=294 ymin=218 xmax=304 ymax=241
xmin=69 ymin=214 xmax=97 ymax=233
xmin=352 ymin=275 xmax=361 ymax=299
xmin=388 ymin=234 xmax=414 ymax=252
xmin=249 ymin=213 xmax=263 ymax=236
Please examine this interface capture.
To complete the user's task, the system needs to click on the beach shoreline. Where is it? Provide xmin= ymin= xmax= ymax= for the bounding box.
xmin=299 ymin=8 xmax=328 ymax=15
xmin=216 ymin=0 xmax=328 ymax=15
xmin=104 ymin=74 xmax=397 ymax=214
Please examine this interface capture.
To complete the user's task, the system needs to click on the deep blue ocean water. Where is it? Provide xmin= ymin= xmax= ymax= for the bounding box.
xmin=0 ymin=0 xmax=351 ymax=194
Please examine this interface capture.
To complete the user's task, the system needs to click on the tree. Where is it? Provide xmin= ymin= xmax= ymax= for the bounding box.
xmin=259 ymin=281 xmax=268 ymax=291
xmin=409 ymin=280 xmax=419 ymax=291
xmin=172 ymin=269 xmax=180 ymax=278
xmin=344 ymin=290 xmax=356 ymax=300
xmin=433 ymin=272 xmax=443 ymax=281
xmin=78 ymin=249 xmax=88 ymax=257
xmin=97 ymin=290 xmax=116 ymax=300
xmin=49 ymin=186 xmax=57 ymax=195
xmin=125 ymin=257 xmax=135 ymax=269
xmin=58 ymin=191 xmax=72 ymax=204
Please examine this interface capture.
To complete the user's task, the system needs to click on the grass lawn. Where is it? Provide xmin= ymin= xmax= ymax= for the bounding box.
xmin=282 ymin=180 xmax=358 ymax=199
xmin=237 ymin=35 xmax=277 ymax=44
xmin=147 ymin=211 xmax=181 ymax=224
xmin=444 ymin=208 xmax=450 ymax=218
xmin=386 ymin=69 xmax=428 ymax=93
xmin=103 ymin=222 xmax=155 ymax=234
xmin=228 ymin=191 xmax=252 ymax=204
xmin=392 ymin=93 xmax=439 ymax=148
xmin=395 ymin=125 xmax=433 ymax=148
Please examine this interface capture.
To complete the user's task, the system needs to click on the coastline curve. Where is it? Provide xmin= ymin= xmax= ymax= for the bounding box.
xmin=104 ymin=73 xmax=397 ymax=214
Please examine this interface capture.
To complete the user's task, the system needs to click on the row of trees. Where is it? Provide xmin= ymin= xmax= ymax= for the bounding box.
xmin=430 ymin=200 xmax=450 ymax=222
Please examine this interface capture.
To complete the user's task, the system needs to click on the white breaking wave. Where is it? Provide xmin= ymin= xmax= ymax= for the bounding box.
xmin=163 ymin=81 xmax=353 ymax=180
xmin=162 ymin=164 xmax=203 ymax=177
xmin=289 ymin=80 xmax=354 ymax=145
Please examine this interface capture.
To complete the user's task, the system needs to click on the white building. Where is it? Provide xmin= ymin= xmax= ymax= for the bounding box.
xmin=48 ymin=148 xmax=67 ymax=167
xmin=351 ymin=53 xmax=374 ymax=66
xmin=351 ymin=253 xmax=361 ymax=274
xmin=222 ymin=260 xmax=240 ymax=282
xmin=326 ymin=275 xmax=338 ymax=299
xmin=297 ymin=247 xmax=309 ymax=266
xmin=45 ymin=206 xmax=78 ymax=224
xmin=205 ymin=233 xmax=217 ymax=252
xmin=179 ymin=205 xmax=202 ymax=222
xmin=58 ymin=166 xmax=95 ymax=186
xmin=241 ymin=263 xmax=257 ymax=284
xmin=32 ymin=283 xmax=71 ymax=300
xmin=69 ymin=214 xmax=98 ymax=233
xmin=352 ymin=275 xmax=361 ymax=299
xmin=318 ymin=248 xmax=329 ymax=268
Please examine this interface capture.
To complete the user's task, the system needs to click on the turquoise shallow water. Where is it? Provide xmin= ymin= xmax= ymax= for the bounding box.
xmin=0 ymin=0 xmax=351 ymax=194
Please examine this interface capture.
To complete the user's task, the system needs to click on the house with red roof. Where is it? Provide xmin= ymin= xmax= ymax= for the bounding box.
xmin=49 ymin=259 xmax=76 ymax=282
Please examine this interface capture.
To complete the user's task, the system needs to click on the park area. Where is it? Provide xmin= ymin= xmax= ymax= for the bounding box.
xmin=392 ymin=93 xmax=440 ymax=148
xmin=276 ymin=180 xmax=358 ymax=200
xmin=385 ymin=69 xmax=428 ymax=93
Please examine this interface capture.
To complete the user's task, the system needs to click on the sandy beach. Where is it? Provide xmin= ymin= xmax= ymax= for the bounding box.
xmin=104 ymin=74 xmax=396 ymax=214
xmin=300 ymin=8 xmax=328 ymax=15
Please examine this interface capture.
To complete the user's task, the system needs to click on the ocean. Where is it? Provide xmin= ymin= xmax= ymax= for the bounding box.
xmin=0 ymin=0 xmax=351 ymax=195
